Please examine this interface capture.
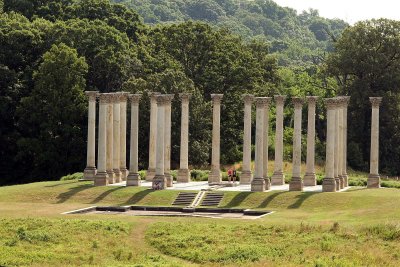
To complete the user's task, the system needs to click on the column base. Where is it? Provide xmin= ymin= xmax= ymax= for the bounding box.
xmin=240 ymin=170 xmax=253 ymax=184
xmin=322 ymin=177 xmax=336 ymax=192
xmin=335 ymin=176 xmax=340 ymax=191
xmin=94 ymin=171 xmax=109 ymax=186
xmin=367 ymin=174 xmax=380 ymax=188
xmin=289 ymin=176 xmax=303 ymax=191
xmin=271 ymin=171 xmax=285 ymax=185
xmin=208 ymin=169 xmax=221 ymax=184
xmin=251 ymin=177 xmax=265 ymax=192
xmin=126 ymin=173 xmax=141 ymax=186
xmin=303 ymin=172 xmax=316 ymax=186
xmin=114 ymin=169 xmax=122 ymax=183
xmin=165 ymin=173 xmax=173 ymax=187
xmin=106 ymin=170 xmax=115 ymax=184
xmin=342 ymin=174 xmax=349 ymax=187
xmin=146 ymin=168 xmax=156 ymax=181
xmin=152 ymin=175 xmax=166 ymax=190
xmin=264 ymin=177 xmax=271 ymax=190
xmin=177 ymin=169 xmax=190 ymax=183
xmin=120 ymin=168 xmax=129 ymax=181
xmin=339 ymin=176 xmax=344 ymax=189
xmin=83 ymin=166 xmax=97 ymax=181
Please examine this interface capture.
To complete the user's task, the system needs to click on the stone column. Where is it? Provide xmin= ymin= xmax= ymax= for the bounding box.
xmin=106 ymin=93 xmax=115 ymax=184
xmin=289 ymin=98 xmax=304 ymax=191
xmin=338 ymin=98 xmax=344 ymax=189
xmin=127 ymin=94 xmax=142 ymax=186
xmin=251 ymin=97 xmax=268 ymax=192
xmin=334 ymin=99 xmax=340 ymax=191
xmin=368 ymin=97 xmax=383 ymax=188
xmin=271 ymin=95 xmax=286 ymax=185
xmin=304 ymin=96 xmax=318 ymax=186
xmin=152 ymin=95 xmax=167 ymax=190
xmin=177 ymin=93 xmax=191 ymax=183
xmin=322 ymin=98 xmax=337 ymax=192
xmin=263 ymin=97 xmax=272 ymax=190
xmin=113 ymin=93 xmax=122 ymax=183
xmin=119 ymin=92 xmax=129 ymax=181
xmin=94 ymin=94 xmax=109 ymax=186
xmin=84 ymin=91 xmax=99 ymax=180
xmin=241 ymin=94 xmax=254 ymax=184
xmin=342 ymin=96 xmax=351 ymax=187
xmin=164 ymin=94 xmax=175 ymax=187
xmin=147 ymin=92 xmax=159 ymax=181
xmin=209 ymin=94 xmax=223 ymax=184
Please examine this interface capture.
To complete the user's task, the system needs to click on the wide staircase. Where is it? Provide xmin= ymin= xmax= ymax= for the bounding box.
xmin=172 ymin=192 xmax=197 ymax=206
xmin=200 ymin=192 xmax=224 ymax=207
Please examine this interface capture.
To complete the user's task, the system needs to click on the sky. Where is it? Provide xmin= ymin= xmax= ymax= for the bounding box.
xmin=273 ymin=0 xmax=400 ymax=24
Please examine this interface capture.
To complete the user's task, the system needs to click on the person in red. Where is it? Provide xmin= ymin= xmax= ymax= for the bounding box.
xmin=227 ymin=168 xmax=233 ymax=182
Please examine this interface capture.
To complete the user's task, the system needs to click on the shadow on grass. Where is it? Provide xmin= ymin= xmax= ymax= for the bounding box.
xmin=287 ymin=192 xmax=318 ymax=209
xmin=220 ymin=192 xmax=253 ymax=208
xmin=45 ymin=181 xmax=80 ymax=187
xmin=90 ymin=186 xmax=125 ymax=204
xmin=56 ymin=184 xmax=92 ymax=203
xmin=257 ymin=191 xmax=287 ymax=209
xmin=120 ymin=189 xmax=154 ymax=205
xmin=346 ymin=187 xmax=367 ymax=192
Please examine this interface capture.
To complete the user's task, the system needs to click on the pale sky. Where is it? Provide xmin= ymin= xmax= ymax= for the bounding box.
xmin=273 ymin=0 xmax=400 ymax=24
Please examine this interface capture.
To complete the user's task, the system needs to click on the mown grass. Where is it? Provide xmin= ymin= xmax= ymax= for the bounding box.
xmin=146 ymin=221 xmax=400 ymax=266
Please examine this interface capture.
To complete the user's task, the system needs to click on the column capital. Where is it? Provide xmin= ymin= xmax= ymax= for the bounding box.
xmin=342 ymin=96 xmax=351 ymax=107
xmin=85 ymin=91 xmax=99 ymax=101
xmin=129 ymin=94 xmax=142 ymax=104
xmin=255 ymin=97 xmax=271 ymax=108
xmin=179 ymin=93 xmax=192 ymax=101
xmin=156 ymin=95 xmax=167 ymax=105
xmin=292 ymin=97 xmax=305 ymax=108
xmin=99 ymin=93 xmax=112 ymax=104
xmin=324 ymin=98 xmax=339 ymax=110
xmin=211 ymin=94 xmax=223 ymax=104
xmin=243 ymin=94 xmax=255 ymax=105
xmin=306 ymin=96 xmax=319 ymax=105
xmin=369 ymin=97 xmax=383 ymax=108
xmin=118 ymin=92 xmax=130 ymax=102
xmin=149 ymin=92 xmax=160 ymax=101
xmin=164 ymin=94 xmax=175 ymax=105
xmin=274 ymin=95 xmax=287 ymax=105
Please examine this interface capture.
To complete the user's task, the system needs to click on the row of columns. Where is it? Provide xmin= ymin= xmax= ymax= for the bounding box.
xmin=84 ymin=91 xmax=192 ymax=187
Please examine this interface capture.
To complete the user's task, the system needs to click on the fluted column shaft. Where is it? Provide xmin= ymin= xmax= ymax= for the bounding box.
xmin=368 ymin=97 xmax=382 ymax=188
xmin=177 ymin=93 xmax=191 ymax=182
xmin=152 ymin=96 xmax=167 ymax=190
xmin=342 ymin=97 xmax=350 ymax=186
xmin=127 ymin=94 xmax=141 ymax=186
xmin=84 ymin=91 xmax=98 ymax=180
xmin=106 ymin=94 xmax=115 ymax=184
xmin=263 ymin=98 xmax=272 ymax=189
xmin=304 ymin=96 xmax=318 ymax=186
xmin=241 ymin=94 xmax=254 ymax=184
xmin=209 ymin=94 xmax=223 ymax=184
xmin=147 ymin=92 xmax=159 ymax=181
xmin=289 ymin=98 xmax=304 ymax=191
xmin=272 ymin=95 xmax=286 ymax=185
xmin=113 ymin=94 xmax=122 ymax=183
xmin=338 ymin=100 xmax=344 ymax=189
xmin=164 ymin=94 xmax=174 ymax=187
xmin=94 ymin=94 xmax=109 ymax=186
xmin=334 ymin=100 xmax=340 ymax=191
xmin=119 ymin=92 xmax=129 ymax=181
xmin=322 ymin=98 xmax=337 ymax=192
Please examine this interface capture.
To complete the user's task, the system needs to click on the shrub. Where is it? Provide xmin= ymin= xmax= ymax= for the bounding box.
xmin=138 ymin=170 xmax=147 ymax=180
xmin=60 ymin=172 xmax=83 ymax=181
xmin=190 ymin=170 xmax=209 ymax=181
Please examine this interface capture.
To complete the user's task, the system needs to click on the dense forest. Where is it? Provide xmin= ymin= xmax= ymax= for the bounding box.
xmin=1 ymin=0 xmax=400 ymax=185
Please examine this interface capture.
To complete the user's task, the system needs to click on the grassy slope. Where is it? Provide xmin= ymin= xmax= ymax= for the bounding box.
xmin=0 ymin=179 xmax=400 ymax=266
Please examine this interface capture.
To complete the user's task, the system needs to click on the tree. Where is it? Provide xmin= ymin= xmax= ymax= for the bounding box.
xmin=326 ymin=19 xmax=400 ymax=174
xmin=16 ymin=43 xmax=88 ymax=181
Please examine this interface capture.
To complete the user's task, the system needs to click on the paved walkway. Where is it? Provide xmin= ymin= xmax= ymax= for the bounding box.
xmin=109 ymin=181 xmax=350 ymax=192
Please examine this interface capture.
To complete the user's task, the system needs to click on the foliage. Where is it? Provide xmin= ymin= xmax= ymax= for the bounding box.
xmin=60 ymin=172 xmax=83 ymax=181
xmin=326 ymin=19 xmax=400 ymax=175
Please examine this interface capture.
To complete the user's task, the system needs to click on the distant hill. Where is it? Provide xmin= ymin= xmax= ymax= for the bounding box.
xmin=113 ymin=0 xmax=348 ymax=66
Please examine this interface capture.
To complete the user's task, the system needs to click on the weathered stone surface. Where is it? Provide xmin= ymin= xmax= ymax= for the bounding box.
xmin=209 ymin=94 xmax=223 ymax=184
xmin=241 ymin=94 xmax=254 ymax=184
xmin=178 ymin=93 xmax=191 ymax=183
xmin=368 ymin=97 xmax=382 ymax=188
xmin=272 ymin=95 xmax=287 ymax=185
xmin=304 ymin=96 xmax=319 ymax=186
xmin=126 ymin=94 xmax=141 ymax=186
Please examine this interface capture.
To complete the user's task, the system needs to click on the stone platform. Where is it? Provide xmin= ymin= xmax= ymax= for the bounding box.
xmin=109 ymin=181 xmax=350 ymax=192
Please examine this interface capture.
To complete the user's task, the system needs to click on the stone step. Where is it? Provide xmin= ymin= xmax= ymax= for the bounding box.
xmin=172 ymin=192 xmax=197 ymax=206
xmin=200 ymin=193 xmax=224 ymax=207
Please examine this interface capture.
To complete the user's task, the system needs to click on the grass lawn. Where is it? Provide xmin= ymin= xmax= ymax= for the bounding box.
xmin=0 ymin=177 xmax=400 ymax=266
